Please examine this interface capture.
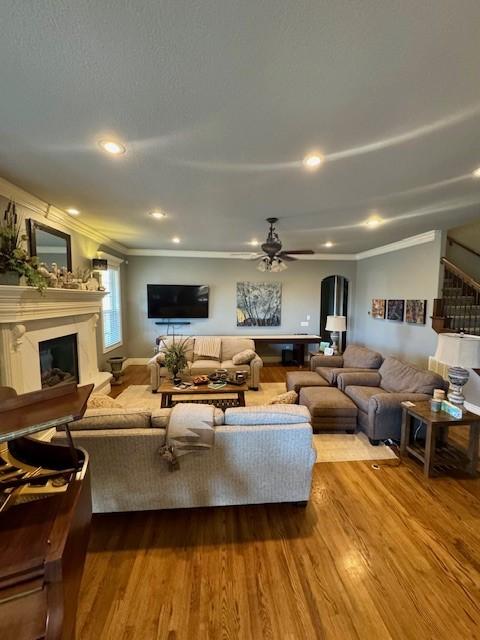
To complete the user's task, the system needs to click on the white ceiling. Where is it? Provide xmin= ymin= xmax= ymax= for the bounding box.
xmin=1 ymin=1 xmax=480 ymax=253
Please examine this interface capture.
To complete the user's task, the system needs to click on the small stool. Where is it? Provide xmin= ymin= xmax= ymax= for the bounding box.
xmin=286 ymin=371 xmax=329 ymax=394
xmin=299 ymin=387 xmax=357 ymax=432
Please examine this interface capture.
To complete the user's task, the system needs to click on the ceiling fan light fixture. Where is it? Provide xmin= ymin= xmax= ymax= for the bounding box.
xmin=302 ymin=152 xmax=324 ymax=170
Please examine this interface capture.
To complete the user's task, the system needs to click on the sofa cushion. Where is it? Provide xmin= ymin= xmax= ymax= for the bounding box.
xmin=344 ymin=386 xmax=383 ymax=414
xmin=156 ymin=336 xmax=195 ymax=363
xmin=220 ymin=337 xmax=256 ymax=361
xmin=316 ymin=366 xmax=372 ymax=385
xmin=287 ymin=371 xmax=329 ymax=393
xmin=60 ymin=408 xmax=152 ymax=431
xmin=299 ymin=387 xmax=357 ymax=417
xmin=342 ymin=345 xmax=383 ymax=369
xmin=219 ymin=360 xmax=252 ymax=374
xmin=225 ymin=404 xmax=311 ymax=425
xmin=190 ymin=359 xmax=220 ymax=374
xmin=379 ymin=357 xmax=445 ymax=395
xmin=232 ymin=349 xmax=256 ymax=365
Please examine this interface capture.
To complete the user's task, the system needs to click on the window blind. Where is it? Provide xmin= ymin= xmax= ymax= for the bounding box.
xmin=102 ymin=265 xmax=123 ymax=351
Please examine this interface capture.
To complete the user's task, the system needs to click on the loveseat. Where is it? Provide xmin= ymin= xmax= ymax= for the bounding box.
xmin=52 ymin=403 xmax=315 ymax=513
xmin=147 ymin=336 xmax=263 ymax=391
xmin=310 ymin=344 xmax=383 ymax=386
xmin=336 ymin=356 xmax=447 ymax=443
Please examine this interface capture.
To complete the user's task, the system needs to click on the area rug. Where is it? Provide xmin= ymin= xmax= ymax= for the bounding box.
xmin=116 ymin=384 xmax=398 ymax=463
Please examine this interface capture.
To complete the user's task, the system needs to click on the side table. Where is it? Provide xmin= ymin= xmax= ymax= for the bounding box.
xmin=400 ymin=401 xmax=480 ymax=477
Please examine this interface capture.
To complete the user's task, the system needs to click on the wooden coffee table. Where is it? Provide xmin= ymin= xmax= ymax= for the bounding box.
xmin=159 ymin=379 xmax=248 ymax=410
xmin=400 ymin=401 xmax=480 ymax=477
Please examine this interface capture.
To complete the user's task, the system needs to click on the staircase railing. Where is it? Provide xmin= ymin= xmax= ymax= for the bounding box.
xmin=432 ymin=257 xmax=480 ymax=335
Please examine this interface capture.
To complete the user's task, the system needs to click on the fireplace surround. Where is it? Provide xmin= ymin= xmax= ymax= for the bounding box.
xmin=0 ymin=285 xmax=112 ymax=394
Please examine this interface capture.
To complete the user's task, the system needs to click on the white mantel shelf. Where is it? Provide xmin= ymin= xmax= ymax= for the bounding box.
xmin=0 ymin=285 xmax=106 ymax=323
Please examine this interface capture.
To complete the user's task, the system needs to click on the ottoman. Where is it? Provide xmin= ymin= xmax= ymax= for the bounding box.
xmin=299 ymin=387 xmax=357 ymax=432
xmin=286 ymin=371 xmax=329 ymax=394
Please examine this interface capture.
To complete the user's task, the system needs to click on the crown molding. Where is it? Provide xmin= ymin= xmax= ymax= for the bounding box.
xmin=355 ymin=230 xmax=438 ymax=260
xmin=0 ymin=177 xmax=128 ymax=255
xmin=125 ymin=248 xmax=357 ymax=260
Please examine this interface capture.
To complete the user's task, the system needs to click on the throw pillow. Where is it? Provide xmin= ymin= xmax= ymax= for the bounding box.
xmin=269 ymin=390 xmax=298 ymax=405
xmin=87 ymin=394 xmax=124 ymax=409
xmin=232 ymin=349 xmax=256 ymax=365
xmin=156 ymin=351 xmax=166 ymax=363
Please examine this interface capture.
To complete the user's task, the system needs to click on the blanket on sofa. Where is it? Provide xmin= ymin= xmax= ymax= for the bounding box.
xmin=194 ymin=336 xmax=221 ymax=360
xmin=159 ymin=403 xmax=215 ymax=471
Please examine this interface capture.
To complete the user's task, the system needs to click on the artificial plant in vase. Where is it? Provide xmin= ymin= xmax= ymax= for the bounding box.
xmin=159 ymin=336 xmax=190 ymax=383
xmin=0 ymin=200 xmax=48 ymax=293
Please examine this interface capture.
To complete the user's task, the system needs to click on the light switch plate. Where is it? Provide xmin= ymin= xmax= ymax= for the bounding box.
xmin=301 ymin=321 xmax=309 ymax=327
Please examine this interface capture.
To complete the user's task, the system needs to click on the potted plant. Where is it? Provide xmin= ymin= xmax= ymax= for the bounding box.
xmin=160 ymin=336 xmax=189 ymax=384
xmin=0 ymin=200 xmax=48 ymax=292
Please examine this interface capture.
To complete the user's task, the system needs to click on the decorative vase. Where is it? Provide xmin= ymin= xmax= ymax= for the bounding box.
xmin=0 ymin=271 xmax=21 ymax=286
xmin=108 ymin=356 xmax=126 ymax=386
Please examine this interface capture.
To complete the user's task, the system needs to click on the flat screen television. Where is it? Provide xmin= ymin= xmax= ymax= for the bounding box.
xmin=147 ymin=284 xmax=209 ymax=318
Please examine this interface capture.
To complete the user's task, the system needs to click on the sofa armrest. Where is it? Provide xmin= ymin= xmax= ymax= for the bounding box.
xmin=368 ymin=392 xmax=431 ymax=439
xmin=337 ymin=371 xmax=381 ymax=391
xmin=249 ymin=354 xmax=263 ymax=389
xmin=310 ymin=354 xmax=343 ymax=371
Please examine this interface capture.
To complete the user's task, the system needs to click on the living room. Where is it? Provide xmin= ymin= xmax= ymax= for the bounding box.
xmin=1 ymin=3 xmax=480 ymax=639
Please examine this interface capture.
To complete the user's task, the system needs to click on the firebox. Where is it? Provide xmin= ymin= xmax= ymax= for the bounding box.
xmin=39 ymin=333 xmax=79 ymax=388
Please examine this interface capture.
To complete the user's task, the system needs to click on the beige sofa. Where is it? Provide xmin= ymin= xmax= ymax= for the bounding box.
xmin=147 ymin=336 xmax=263 ymax=391
xmin=52 ymin=404 xmax=315 ymax=513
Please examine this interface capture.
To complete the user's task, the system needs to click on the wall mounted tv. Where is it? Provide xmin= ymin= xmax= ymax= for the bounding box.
xmin=147 ymin=284 xmax=209 ymax=319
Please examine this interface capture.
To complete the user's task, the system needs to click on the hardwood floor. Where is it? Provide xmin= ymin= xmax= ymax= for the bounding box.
xmin=78 ymin=366 xmax=480 ymax=640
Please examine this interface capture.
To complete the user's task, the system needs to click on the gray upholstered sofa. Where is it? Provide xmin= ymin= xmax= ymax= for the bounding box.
xmin=52 ymin=404 xmax=315 ymax=513
xmin=147 ymin=336 xmax=263 ymax=391
xmin=310 ymin=344 xmax=383 ymax=386
xmin=337 ymin=356 xmax=447 ymax=443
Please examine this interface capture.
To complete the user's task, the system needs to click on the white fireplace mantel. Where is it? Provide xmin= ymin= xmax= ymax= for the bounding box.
xmin=0 ymin=285 xmax=112 ymax=394
xmin=0 ymin=285 xmax=106 ymax=322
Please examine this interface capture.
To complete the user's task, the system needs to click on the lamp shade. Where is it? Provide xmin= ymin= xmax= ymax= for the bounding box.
xmin=434 ymin=333 xmax=480 ymax=368
xmin=325 ymin=315 xmax=347 ymax=332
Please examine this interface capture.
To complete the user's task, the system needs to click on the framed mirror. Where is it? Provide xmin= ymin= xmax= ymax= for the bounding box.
xmin=27 ymin=220 xmax=72 ymax=271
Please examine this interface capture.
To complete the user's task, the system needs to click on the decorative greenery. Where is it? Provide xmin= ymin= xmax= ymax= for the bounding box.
xmin=160 ymin=336 xmax=189 ymax=378
xmin=0 ymin=200 xmax=48 ymax=293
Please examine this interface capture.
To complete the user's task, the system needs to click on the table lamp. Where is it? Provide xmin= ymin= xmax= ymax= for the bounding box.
xmin=325 ymin=315 xmax=347 ymax=355
xmin=434 ymin=333 xmax=480 ymax=405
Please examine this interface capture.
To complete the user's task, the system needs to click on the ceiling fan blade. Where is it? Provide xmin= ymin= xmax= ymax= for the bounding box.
xmin=280 ymin=254 xmax=297 ymax=261
xmin=279 ymin=249 xmax=315 ymax=255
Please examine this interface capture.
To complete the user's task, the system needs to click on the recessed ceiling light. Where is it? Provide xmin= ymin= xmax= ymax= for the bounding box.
xmin=172 ymin=236 xmax=180 ymax=243
xmin=473 ymin=166 xmax=480 ymax=177
xmin=66 ymin=208 xmax=80 ymax=216
xmin=302 ymin=152 xmax=324 ymax=170
xmin=150 ymin=210 xmax=166 ymax=219
xmin=249 ymin=239 xmax=260 ymax=246
xmin=365 ymin=215 xmax=383 ymax=228
xmin=98 ymin=139 xmax=126 ymax=155
xmin=323 ymin=241 xmax=334 ymax=248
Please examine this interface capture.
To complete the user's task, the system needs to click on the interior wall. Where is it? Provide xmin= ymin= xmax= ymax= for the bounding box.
xmin=0 ymin=193 xmax=127 ymax=369
xmin=125 ymin=256 xmax=357 ymax=359
xmin=352 ymin=232 xmax=444 ymax=367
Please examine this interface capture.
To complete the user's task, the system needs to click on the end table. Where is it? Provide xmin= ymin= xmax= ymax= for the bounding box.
xmin=400 ymin=401 xmax=480 ymax=477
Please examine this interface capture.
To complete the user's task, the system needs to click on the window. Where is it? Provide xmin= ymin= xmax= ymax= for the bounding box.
xmin=102 ymin=263 xmax=123 ymax=352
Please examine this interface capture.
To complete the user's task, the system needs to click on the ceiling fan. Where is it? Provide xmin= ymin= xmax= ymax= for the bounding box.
xmin=252 ymin=218 xmax=314 ymax=272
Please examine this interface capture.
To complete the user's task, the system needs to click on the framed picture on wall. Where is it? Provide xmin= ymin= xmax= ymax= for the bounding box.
xmin=386 ymin=299 xmax=405 ymax=321
xmin=371 ymin=299 xmax=386 ymax=319
xmin=405 ymin=299 xmax=427 ymax=324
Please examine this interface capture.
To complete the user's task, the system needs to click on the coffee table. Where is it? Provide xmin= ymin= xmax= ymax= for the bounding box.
xmin=159 ymin=379 xmax=248 ymax=410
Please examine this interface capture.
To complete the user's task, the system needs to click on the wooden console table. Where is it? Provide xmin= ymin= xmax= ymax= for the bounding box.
xmin=247 ymin=334 xmax=322 ymax=367
xmin=400 ymin=401 xmax=480 ymax=477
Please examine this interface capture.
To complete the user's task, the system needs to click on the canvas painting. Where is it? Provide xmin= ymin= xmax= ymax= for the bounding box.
xmin=371 ymin=299 xmax=386 ymax=319
xmin=405 ymin=299 xmax=427 ymax=324
xmin=387 ymin=299 xmax=405 ymax=321
xmin=236 ymin=282 xmax=282 ymax=326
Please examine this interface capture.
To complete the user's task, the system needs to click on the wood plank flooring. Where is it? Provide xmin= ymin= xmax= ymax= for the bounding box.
xmin=77 ymin=366 xmax=480 ymax=640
